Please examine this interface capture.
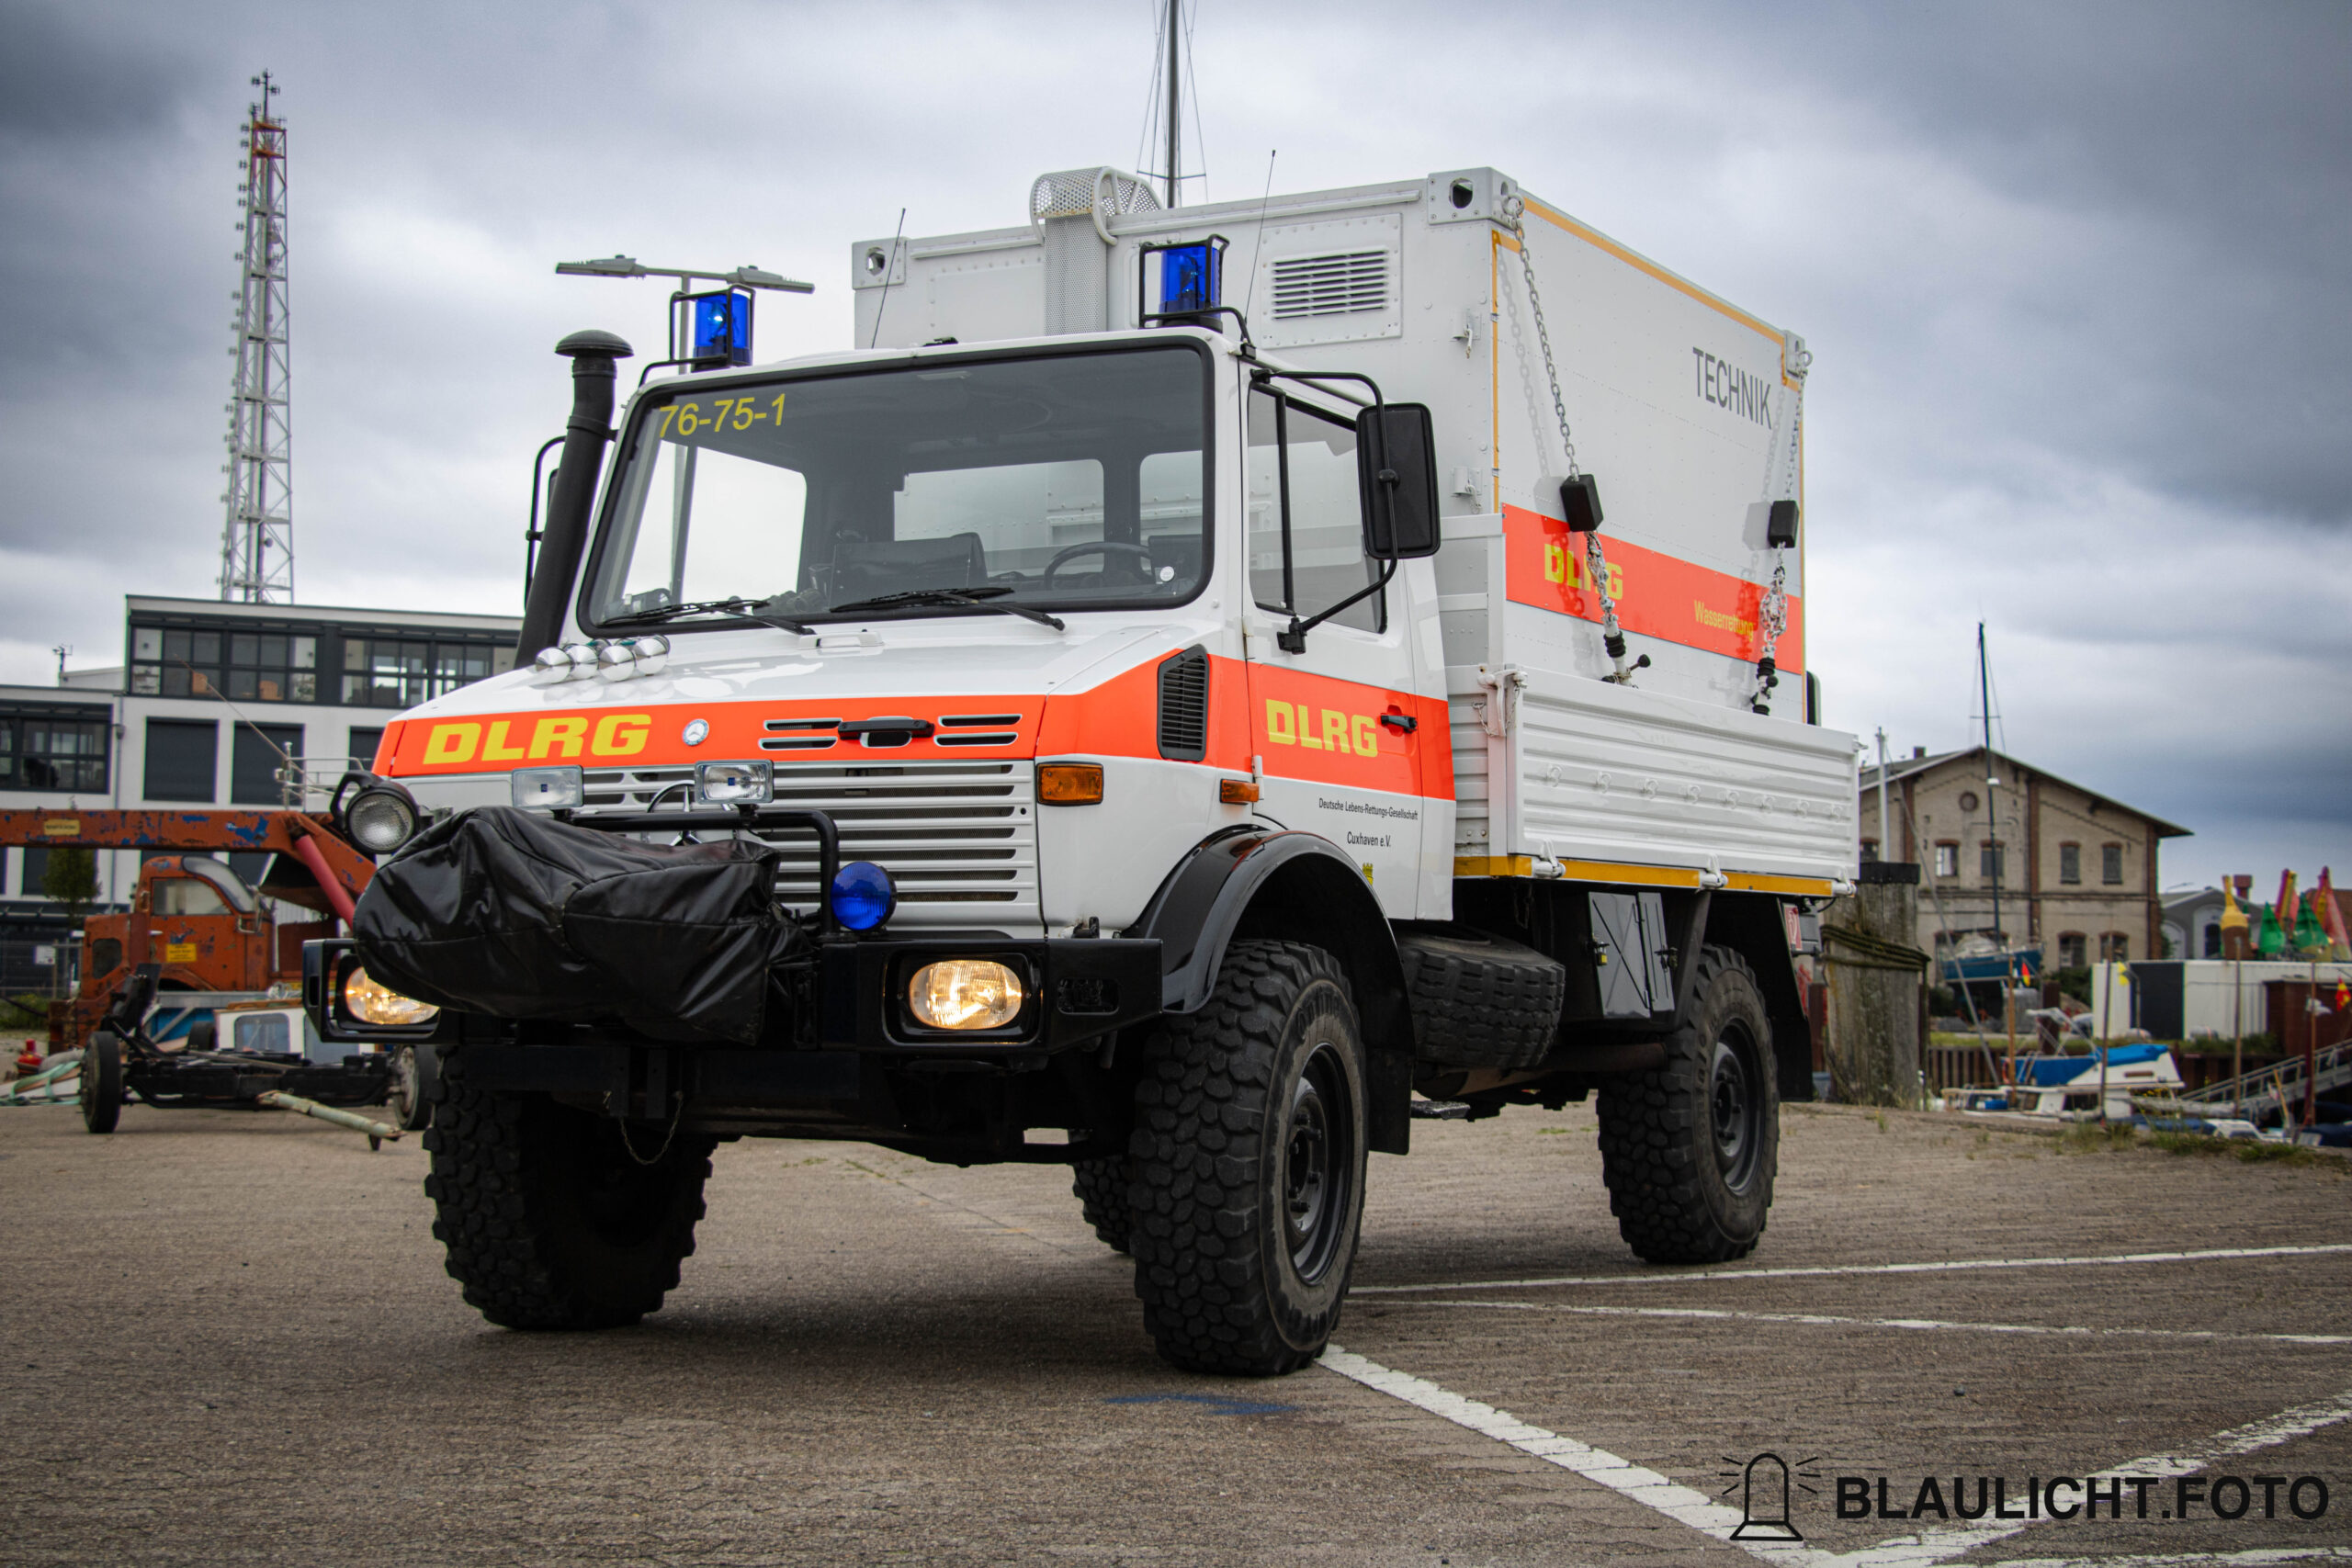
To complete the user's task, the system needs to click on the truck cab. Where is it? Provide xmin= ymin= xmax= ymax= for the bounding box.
xmin=317 ymin=164 xmax=1856 ymax=1375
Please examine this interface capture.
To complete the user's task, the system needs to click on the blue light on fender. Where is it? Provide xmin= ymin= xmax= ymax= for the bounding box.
xmin=829 ymin=860 xmax=896 ymax=931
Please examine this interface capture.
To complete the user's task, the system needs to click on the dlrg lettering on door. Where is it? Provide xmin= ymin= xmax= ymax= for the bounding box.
xmin=417 ymin=713 xmax=650 ymax=767
xmin=1264 ymin=701 xmax=1379 ymax=757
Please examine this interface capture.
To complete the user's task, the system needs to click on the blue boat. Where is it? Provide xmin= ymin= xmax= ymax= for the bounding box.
xmin=1939 ymin=946 xmax=2042 ymax=984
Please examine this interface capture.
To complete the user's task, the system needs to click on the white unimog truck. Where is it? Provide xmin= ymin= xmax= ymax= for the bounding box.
xmin=310 ymin=165 xmax=1857 ymax=1376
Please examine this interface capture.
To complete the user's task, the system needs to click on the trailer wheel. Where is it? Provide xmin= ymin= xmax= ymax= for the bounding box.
xmin=1597 ymin=945 xmax=1778 ymax=1264
xmin=79 ymin=1032 xmax=124 ymax=1135
xmin=389 ymin=1044 xmax=439 ymax=1133
xmin=1129 ymin=940 xmax=1367 ymax=1376
xmin=423 ymin=1052 xmax=715 ymax=1330
xmin=1071 ymin=1155 xmax=1131 ymax=1254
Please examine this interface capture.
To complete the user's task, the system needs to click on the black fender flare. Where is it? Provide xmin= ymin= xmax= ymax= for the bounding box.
xmin=1128 ymin=827 xmax=1413 ymax=1153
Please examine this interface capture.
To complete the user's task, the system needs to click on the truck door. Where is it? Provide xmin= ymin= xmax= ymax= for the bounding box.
xmin=1238 ymin=378 xmax=1427 ymax=917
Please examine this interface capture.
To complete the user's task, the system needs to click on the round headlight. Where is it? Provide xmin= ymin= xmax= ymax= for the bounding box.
xmin=828 ymin=860 xmax=896 ymax=931
xmin=530 ymin=646 xmax=574 ymax=684
xmin=632 ymin=635 xmax=669 ymax=676
xmin=560 ymin=642 xmax=600 ymax=681
xmin=908 ymin=960 xmax=1024 ymax=1030
xmin=345 ymin=787 xmax=419 ymax=853
xmin=343 ymin=966 xmax=439 ymax=1027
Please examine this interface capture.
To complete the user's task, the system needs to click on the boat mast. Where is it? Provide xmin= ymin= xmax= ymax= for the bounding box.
xmin=1979 ymin=621 xmax=2002 ymax=947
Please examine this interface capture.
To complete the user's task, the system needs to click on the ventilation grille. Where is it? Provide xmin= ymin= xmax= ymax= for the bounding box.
xmin=1269 ymin=251 xmax=1390 ymax=320
xmin=1157 ymin=648 xmax=1209 ymax=761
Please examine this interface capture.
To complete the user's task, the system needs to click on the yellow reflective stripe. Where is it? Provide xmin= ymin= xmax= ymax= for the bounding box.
xmin=1451 ymin=856 xmax=1836 ymax=898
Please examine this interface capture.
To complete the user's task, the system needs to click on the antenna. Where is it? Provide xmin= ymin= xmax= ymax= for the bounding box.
xmin=218 ymin=70 xmax=294 ymax=603
xmin=1136 ymin=0 xmax=1199 ymax=207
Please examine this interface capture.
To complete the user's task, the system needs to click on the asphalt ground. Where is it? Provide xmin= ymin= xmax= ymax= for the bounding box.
xmin=3 ymin=1097 xmax=2348 ymax=1566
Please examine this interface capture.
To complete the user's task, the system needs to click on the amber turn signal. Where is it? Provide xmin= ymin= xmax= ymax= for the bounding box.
xmin=1218 ymin=777 xmax=1260 ymax=804
xmin=1037 ymin=761 xmax=1104 ymax=806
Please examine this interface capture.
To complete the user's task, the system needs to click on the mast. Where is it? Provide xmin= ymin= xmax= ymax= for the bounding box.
xmin=1979 ymin=620 xmax=2001 ymax=946
xmin=1162 ymin=0 xmax=1182 ymax=207
xmin=220 ymin=70 xmax=295 ymax=603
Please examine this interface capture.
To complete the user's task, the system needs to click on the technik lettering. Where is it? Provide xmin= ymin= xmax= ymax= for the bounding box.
xmin=1692 ymin=346 xmax=1773 ymax=428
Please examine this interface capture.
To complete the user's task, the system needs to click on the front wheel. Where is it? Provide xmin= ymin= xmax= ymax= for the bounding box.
xmin=423 ymin=1052 xmax=715 ymax=1329
xmin=80 ymin=1032 xmax=124 ymax=1135
xmin=1597 ymin=945 xmax=1779 ymax=1263
xmin=389 ymin=1044 xmax=439 ymax=1133
xmin=1128 ymin=940 xmax=1368 ymax=1376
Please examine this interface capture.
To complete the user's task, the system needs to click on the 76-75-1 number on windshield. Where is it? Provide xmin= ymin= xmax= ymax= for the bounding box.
xmin=659 ymin=392 xmax=787 ymax=439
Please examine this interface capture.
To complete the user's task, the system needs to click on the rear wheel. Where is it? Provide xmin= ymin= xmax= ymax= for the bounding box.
xmin=1071 ymin=1154 xmax=1131 ymax=1253
xmin=1128 ymin=941 xmax=1367 ymax=1376
xmin=79 ymin=1032 xmax=124 ymax=1135
xmin=1597 ymin=945 xmax=1778 ymax=1263
xmin=423 ymin=1051 xmax=715 ymax=1329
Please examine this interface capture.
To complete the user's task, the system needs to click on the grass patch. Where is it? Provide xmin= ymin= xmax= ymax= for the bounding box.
xmin=2056 ymin=1122 xmax=2323 ymax=1167
xmin=1537 ymin=1127 xmax=1571 ymax=1135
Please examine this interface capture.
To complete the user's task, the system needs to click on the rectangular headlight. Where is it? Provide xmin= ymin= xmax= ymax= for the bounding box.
xmin=696 ymin=759 xmax=773 ymax=805
xmin=512 ymin=765 xmax=584 ymax=810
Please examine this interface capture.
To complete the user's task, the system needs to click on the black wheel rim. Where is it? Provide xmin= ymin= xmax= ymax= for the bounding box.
xmin=1710 ymin=1026 xmax=1763 ymax=1192
xmin=1281 ymin=1040 xmax=1355 ymax=1284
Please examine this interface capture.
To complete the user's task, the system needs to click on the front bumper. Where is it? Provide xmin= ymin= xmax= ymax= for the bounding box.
xmin=306 ymin=931 xmax=1163 ymax=1057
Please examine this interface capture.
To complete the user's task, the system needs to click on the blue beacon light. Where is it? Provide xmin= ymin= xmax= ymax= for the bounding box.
xmin=687 ymin=288 xmax=752 ymax=367
xmin=1158 ymin=241 xmax=1223 ymax=313
xmin=829 ymin=860 xmax=897 ymax=931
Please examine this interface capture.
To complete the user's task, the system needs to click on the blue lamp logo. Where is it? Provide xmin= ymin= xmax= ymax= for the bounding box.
xmin=1723 ymin=1451 xmax=1818 ymax=1541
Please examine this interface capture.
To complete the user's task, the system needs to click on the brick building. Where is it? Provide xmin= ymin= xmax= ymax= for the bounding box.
xmin=1857 ymin=746 xmax=2189 ymax=968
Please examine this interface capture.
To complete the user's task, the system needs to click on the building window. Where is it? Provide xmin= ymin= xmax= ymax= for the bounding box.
xmin=231 ymin=724 xmax=304 ymax=806
xmin=1860 ymin=838 xmax=1880 ymax=863
xmin=2101 ymin=842 xmax=2124 ymax=885
xmin=0 ymin=713 xmax=110 ymax=793
xmin=348 ymin=728 xmax=386 ymax=770
xmin=2099 ymin=931 xmax=2130 ymax=963
xmin=1934 ymin=841 xmax=1958 ymax=878
xmin=2201 ymin=920 xmax=2222 ymax=959
xmin=129 ymin=624 xmax=317 ymax=702
xmin=2059 ymin=842 xmax=2080 ymax=885
xmin=2057 ymin=931 xmax=2086 ymax=968
xmin=1980 ymin=840 xmax=2005 ymax=881
xmin=144 ymin=719 xmax=219 ymax=803
xmin=342 ymin=638 xmax=499 ymax=707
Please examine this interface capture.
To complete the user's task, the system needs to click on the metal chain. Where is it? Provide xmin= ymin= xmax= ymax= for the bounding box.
xmin=1750 ymin=348 xmax=1809 ymax=714
xmin=1506 ymin=198 xmax=1635 ymax=683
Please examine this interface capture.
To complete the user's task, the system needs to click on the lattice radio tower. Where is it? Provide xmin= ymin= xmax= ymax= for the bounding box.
xmin=218 ymin=71 xmax=293 ymax=603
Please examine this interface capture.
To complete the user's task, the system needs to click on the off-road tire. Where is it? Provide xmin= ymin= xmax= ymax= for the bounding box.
xmin=1396 ymin=928 xmax=1567 ymax=1068
xmin=80 ymin=1032 xmax=124 ymax=1135
xmin=1072 ymin=1155 xmax=1132 ymax=1253
xmin=1129 ymin=940 xmax=1368 ymax=1376
xmin=423 ymin=1050 xmax=715 ymax=1329
xmin=1597 ymin=945 xmax=1778 ymax=1264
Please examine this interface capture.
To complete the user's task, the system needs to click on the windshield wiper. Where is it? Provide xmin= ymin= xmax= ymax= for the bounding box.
xmin=829 ymin=584 xmax=1066 ymax=632
xmin=605 ymin=596 xmax=815 ymax=636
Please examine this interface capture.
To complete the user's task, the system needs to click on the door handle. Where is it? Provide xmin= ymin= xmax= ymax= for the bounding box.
xmin=1379 ymin=713 xmax=1418 ymax=734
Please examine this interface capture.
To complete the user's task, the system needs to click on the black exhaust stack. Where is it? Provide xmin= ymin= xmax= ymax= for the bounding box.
xmin=517 ymin=329 xmax=634 ymax=662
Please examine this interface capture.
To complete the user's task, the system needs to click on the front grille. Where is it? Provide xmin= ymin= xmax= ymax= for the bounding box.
xmin=579 ymin=760 xmax=1038 ymax=927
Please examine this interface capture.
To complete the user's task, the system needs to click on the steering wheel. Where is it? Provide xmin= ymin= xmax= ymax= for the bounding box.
xmin=1042 ymin=541 xmax=1157 ymax=586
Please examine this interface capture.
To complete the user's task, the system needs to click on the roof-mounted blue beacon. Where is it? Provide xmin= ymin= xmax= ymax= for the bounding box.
xmin=685 ymin=288 xmax=753 ymax=367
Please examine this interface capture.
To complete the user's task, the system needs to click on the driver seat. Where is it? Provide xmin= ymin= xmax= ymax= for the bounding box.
xmin=831 ymin=533 xmax=986 ymax=601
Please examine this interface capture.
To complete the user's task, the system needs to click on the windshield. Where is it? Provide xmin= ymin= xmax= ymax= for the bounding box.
xmin=585 ymin=344 xmax=1209 ymax=627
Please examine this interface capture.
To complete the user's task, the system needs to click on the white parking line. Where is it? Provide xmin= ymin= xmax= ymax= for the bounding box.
xmin=1984 ymin=1551 xmax=2352 ymax=1566
xmin=1396 ymin=1299 xmax=2352 ymax=1348
xmin=1351 ymin=1242 xmax=2352 ymax=1295
xmin=1317 ymin=1345 xmax=2352 ymax=1568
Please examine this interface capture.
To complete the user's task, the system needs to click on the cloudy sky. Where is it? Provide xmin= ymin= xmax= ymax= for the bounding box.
xmin=1 ymin=0 xmax=2345 ymax=889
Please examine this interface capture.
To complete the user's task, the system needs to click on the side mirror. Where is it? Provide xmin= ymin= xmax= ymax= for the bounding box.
xmin=1356 ymin=402 xmax=1441 ymax=559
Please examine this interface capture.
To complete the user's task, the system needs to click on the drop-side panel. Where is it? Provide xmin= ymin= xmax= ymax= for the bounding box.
xmin=1453 ymin=671 xmax=1856 ymax=883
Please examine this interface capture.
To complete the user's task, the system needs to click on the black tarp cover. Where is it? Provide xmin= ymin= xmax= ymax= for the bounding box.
xmin=351 ymin=807 xmax=793 ymax=1043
